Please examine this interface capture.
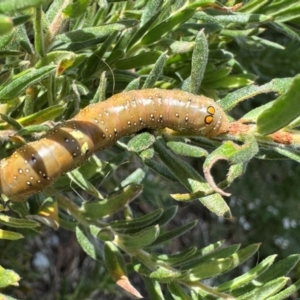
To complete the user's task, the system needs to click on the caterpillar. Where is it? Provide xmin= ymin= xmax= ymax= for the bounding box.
xmin=0 ymin=89 xmax=229 ymax=202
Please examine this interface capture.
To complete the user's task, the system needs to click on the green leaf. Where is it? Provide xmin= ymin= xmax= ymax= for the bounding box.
xmin=67 ymin=169 xmax=104 ymax=200
xmin=143 ymin=51 xmax=168 ymax=88
xmin=149 ymin=266 xmax=184 ymax=283
xmin=154 ymin=205 xmax=178 ymax=227
xmin=200 ymin=193 xmax=232 ymax=218
xmin=35 ymin=51 xmax=77 ymax=68
xmin=63 ymin=0 xmax=90 ymax=18
xmin=81 ymin=32 xmax=119 ymax=79
xmin=141 ymin=8 xmax=195 ymax=45
xmin=168 ymin=282 xmax=193 ymax=300
xmin=104 ymin=241 xmax=127 ymax=281
xmin=257 ymin=74 xmax=300 ymax=135
xmin=188 ymin=257 xmax=232 ymax=281
xmin=268 ymin=279 xmax=300 ymax=300
xmin=17 ymin=104 xmax=65 ymax=126
xmin=128 ymin=132 xmax=156 ymax=153
xmin=0 ymin=293 xmax=18 ymax=300
xmin=203 ymin=136 xmax=259 ymax=196
xmin=80 ymin=184 xmax=143 ymax=219
xmin=217 ymin=255 xmax=277 ymax=292
xmin=0 ymin=113 xmax=22 ymax=130
xmin=0 ymin=14 xmax=13 ymax=36
xmin=115 ymin=51 xmax=162 ymax=69
xmin=194 ymin=10 xmax=271 ymax=24
xmin=54 ymin=23 xmax=130 ymax=51
xmin=219 ymin=77 xmax=293 ymax=111
xmin=0 ymin=266 xmax=20 ymax=288
xmin=117 ymin=225 xmax=160 ymax=249
xmin=0 ymin=214 xmax=39 ymax=228
xmin=128 ymin=10 xmax=163 ymax=49
xmin=109 ymin=208 xmax=163 ymax=231
xmin=256 ymin=254 xmax=300 ymax=284
xmin=166 ymin=141 xmax=208 ymax=158
xmin=232 ymin=254 xmax=300 ymax=297
xmin=0 ymin=229 xmax=23 ymax=240
xmin=157 ymin=247 xmax=197 ymax=267
xmin=104 ymin=242 xmax=143 ymax=298
xmin=181 ymin=244 xmax=241 ymax=270
xmin=153 ymin=139 xmax=207 ymax=192
xmin=140 ymin=0 xmax=163 ymax=26
xmin=182 ymin=30 xmax=208 ymax=94
xmin=144 ymin=158 xmax=179 ymax=182
xmin=205 ymin=75 xmax=253 ymax=89
xmin=0 ymin=66 xmax=56 ymax=102
xmin=120 ymin=168 xmax=146 ymax=186
xmin=0 ymin=30 xmax=14 ymax=48
xmin=151 ymin=220 xmax=197 ymax=246
xmin=235 ymin=277 xmax=289 ymax=300
xmin=143 ymin=277 xmax=165 ymax=300
xmin=0 ymin=0 xmax=46 ymax=12
xmin=75 ymin=226 xmax=98 ymax=260
xmin=239 ymin=0 xmax=269 ymax=13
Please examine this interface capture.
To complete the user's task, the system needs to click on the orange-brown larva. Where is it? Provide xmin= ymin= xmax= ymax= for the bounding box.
xmin=0 ymin=89 xmax=229 ymax=202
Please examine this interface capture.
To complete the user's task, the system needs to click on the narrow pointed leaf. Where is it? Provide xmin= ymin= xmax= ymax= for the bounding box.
xmin=149 ymin=266 xmax=185 ymax=282
xmin=128 ymin=132 xmax=155 ymax=153
xmin=188 ymin=258 xmax=232 ymax=281
xmin=236 ymin=277 xmax=289 ymax=300
xmin=0 ymin=266 xmax=20 ymax=288
xmin=217 ymin=255 xmax=277 ymax=292
xmin=143 ymin=277 xmax=165 ymax=300
xmin=75 ymin=226 xmax=98 ymax=260
xmin=151 ymin=220 xmax=197 ymax=246
xmin=0 ymin=66 xmax=56 ymax=102
xmin=0 ymin=214 xmax=39 ymax=228
xmin=141 ymin=8 xmax=195 ymax=45
xmin=257 ymin=74 xmax=300 ymax=135
xmin=168 ymin=282 xmax=193 ymax=300
xmin=167 ymin=141 xmax=208 ymax=158
xmin=109 ymin=208 xmax=163 ymax=231
xmin=0 ymin=229 xmax=23 ymax=240
xmin=117 ymin=225 xmax=160 ymax=249
xmin=81 ymin=184 xmax=142 ymax=219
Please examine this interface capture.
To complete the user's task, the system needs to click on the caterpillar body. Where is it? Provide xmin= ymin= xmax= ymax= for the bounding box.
xmin=0 ymin=89 xmax=229 ymax=202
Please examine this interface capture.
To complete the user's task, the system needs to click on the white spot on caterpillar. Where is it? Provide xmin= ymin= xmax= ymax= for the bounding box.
xmin=131 ymin=99 xmax=137 ymax=107
xmin=157 ymin=95 xmax=162 ymax=105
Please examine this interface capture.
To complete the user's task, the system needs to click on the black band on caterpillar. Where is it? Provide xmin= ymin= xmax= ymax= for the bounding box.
xmin=0 ymin=89 xmax=229 ymax=202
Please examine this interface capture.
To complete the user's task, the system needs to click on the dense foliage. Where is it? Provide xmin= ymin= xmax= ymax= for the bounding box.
xmin=0 ymin=0 xmax=300 ymax=299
